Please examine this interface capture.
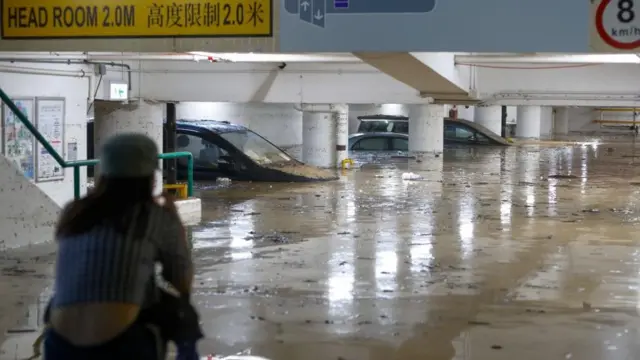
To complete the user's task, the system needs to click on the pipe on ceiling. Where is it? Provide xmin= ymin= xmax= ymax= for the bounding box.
xmin=0 ymin=52 xmax=204 ymax=62
xmin=455 ymin=54 xmax=640 ymax=65
xmin=0 ymin=65 xmax=86 ymax=77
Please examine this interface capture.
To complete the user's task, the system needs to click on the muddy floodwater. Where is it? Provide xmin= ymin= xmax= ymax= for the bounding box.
xmin=6 ymin=140 xmax=640 ymax=359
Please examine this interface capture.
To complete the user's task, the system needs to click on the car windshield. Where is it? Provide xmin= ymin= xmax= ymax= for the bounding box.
xmin=220 ymin=130 xmax=292 ymax=165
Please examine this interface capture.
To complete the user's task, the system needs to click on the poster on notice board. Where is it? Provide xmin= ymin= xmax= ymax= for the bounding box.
xmin=2 ymin=98 xmax=36 ymax=180
xmin=35 ymin=98 xmax=65 ymax=182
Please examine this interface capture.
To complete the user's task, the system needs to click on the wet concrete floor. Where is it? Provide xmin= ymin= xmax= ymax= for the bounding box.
xmin=5 ymin=141 xmax=640 ymax=359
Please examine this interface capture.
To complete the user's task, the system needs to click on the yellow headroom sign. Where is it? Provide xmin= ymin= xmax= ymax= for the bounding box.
xmin=1 ymin=0 xmax=272 ymax=39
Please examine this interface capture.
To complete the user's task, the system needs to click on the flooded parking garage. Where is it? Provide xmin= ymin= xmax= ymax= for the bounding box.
xmin=5 ymin=141 xmax=640 ymax=359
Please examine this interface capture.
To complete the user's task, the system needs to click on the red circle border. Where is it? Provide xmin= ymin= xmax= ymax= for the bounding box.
xmin=595 ymin=0 xmax=640 ymax=50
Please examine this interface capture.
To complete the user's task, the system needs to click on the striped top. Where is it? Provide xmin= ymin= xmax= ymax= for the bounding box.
xmin=52 ymin=203 xmax=192 ymax=308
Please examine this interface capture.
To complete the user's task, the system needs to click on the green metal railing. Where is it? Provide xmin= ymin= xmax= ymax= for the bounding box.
xmin=0 ymin=89 xmax=193 ymax=200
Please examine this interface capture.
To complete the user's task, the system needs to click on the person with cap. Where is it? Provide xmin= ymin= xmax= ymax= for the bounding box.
xmin=41 ymin=133 xmax=202 ymax=359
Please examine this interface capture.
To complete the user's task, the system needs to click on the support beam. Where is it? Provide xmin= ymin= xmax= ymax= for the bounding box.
xmin=353 ymin=52 xmax=475 ymax=104
xmin=126 ymin=61 xmax=424 ymax=104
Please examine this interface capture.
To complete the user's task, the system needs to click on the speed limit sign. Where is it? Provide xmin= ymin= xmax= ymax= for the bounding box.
xmin=594 ymin=0 xmax=640 ymax=50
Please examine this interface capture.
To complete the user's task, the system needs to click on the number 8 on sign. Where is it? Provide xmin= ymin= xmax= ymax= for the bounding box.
xmin=596 ymin=0 xmax=640 ymax=49
xmin=618 ymin=0 xmax=635 ymax=22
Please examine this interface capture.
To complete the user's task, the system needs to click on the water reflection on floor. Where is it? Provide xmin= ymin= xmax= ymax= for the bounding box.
xmin=6 ymin=142 xmax=640 ymax=359
xmin=191 ymin=143 xmax=640 ymax=360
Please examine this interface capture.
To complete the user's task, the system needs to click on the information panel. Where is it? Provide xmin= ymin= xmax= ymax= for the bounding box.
xmin=279 ymin=0 xmax=589 ymax=52
xmin=1 ymin=98 xmax=36 ymax=180
xmin=35 ymin=98 xmax=65 ymax=182
xmin=1 ymin=0 xmax=272 ymax=39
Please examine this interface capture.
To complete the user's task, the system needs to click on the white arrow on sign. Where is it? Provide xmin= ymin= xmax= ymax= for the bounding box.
xmin=300 ymin=1 xmax=310 ymax=11
xmin=594 ymin=0 xmax=640 ymax=50
xmin=314 ymin=9 xmax=324 ymax=20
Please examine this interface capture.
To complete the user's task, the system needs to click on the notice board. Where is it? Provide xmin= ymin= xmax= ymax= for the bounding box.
xmin=2 ymin=97 xmax=36 ymax=180
xmin=35 ymin=97 xmax=65 ymax=182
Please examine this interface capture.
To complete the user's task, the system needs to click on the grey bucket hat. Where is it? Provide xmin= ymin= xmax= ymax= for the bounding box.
xmin=100 ymin=133 xmax=158 ymax=177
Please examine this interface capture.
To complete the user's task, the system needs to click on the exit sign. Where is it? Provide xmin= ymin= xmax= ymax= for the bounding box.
xmin=109 ymin=82 xmax=128 ymax=100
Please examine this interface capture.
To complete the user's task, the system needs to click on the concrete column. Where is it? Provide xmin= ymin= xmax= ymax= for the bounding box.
xmin=539 ymin=106 xmax=553 ymax=138
xmin=94 ymin=100 xmax=164 ymax=192
xmin=554 ymin=107 xmax=570 ymax=135
xmin=474 ymin=105 xmax=502 ymax=135
xmin=302 ymin=104 xmax=348 ymax=168
xmin=408 ymin=104 xmax=444 ymax=158
xmin=334 ymin=104 xmax=349 ymax=166
xmin=515 ymin=106 xmax=542 ymax=139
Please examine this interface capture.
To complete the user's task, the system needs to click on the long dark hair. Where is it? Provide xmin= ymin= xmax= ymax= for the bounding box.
xmin=55 ymin=175 xmax=155 ymax=238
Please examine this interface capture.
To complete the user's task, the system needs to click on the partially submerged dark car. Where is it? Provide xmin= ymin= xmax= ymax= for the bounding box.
xmin=87 ymin=120 xmax=336 ymax=182
xmin=173 ymin=120 xmax=336 ymax=182
xmin=349 ymin=132 xmax=410 ymax=152
xmin=356 ymin=115 xmax=511 ymax=146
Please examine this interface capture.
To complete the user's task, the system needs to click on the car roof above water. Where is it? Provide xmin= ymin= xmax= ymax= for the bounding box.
xmin=349 ymin=132 xmax=408 ymax=138
xmin=176 ymin=119 xmax=248 ymax=134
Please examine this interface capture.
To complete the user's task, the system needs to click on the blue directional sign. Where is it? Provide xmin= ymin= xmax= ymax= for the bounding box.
xmin=279 ymin=0 xmax=590 ymax=52
xmin=284 ymin=0 xmax=435 ymax=28
xmin=334 ymin=0 xmax=348 ymax=9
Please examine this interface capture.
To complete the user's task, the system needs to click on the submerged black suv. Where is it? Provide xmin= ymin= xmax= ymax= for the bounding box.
xmin=88 ymin=120 xmax=336 ymax=182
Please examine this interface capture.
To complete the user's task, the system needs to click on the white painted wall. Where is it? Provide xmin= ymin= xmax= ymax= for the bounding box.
xmin=348 ymin=104 xmax=373 ymax=134
xmin=456 ymin=105 xmax=475 ymax=121
xmin=0 ymin=154 xmax=60 ymax=249
xmin=0 ymin=62 xmax=90 ymax=206
xmin=568 ymin=108 xmax=639 ymax=134
xmin=176 ymin=102 xmax=303 ymax=160
xmin=347 ymin=104 xmax=411 ymax=134
xmin=476 ymin=64 xmax=640 ymax=106
xmin=0 ymin=63 xmax=90 ymax=248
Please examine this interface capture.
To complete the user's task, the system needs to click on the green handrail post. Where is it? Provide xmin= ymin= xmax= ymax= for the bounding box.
xmin=68 ymin=159 xmax=99 ymax=200
xmin=187 ymin=155 xmax=193 ymax=197
xmin=73 ymin=166 xmax=80 ymax=199
xmin=158 ymin=152 xmax=193 ymax=197
xmin=1 ymin=88 xmax=194 ymax=200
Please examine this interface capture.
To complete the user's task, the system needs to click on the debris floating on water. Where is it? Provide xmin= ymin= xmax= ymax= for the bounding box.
xmin=401 ymin=172 xmax=423 ymax=181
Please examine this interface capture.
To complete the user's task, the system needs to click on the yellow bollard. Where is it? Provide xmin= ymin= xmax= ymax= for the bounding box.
xmin=341 ymin=158 xmax=354 ymax=170
xmin=163 ymin=183 xmax=188 ymax=199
